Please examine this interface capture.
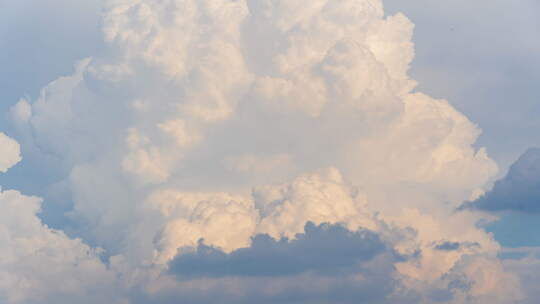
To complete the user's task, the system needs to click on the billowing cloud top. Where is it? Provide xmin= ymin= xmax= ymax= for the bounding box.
xmin=0 ymin=0 xmax=530 ymax=303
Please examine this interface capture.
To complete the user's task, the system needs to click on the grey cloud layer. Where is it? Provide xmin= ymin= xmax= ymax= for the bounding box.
xmin=169 ymin=222 xmax=390 ymax=278
xmin=465 ymin=148 xmax=540 ymax=213
xmin=162 ymin=222 xmax=406 ymax=303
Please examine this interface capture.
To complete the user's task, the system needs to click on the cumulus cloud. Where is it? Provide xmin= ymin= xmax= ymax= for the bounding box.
xmin=465 ymin=147 xmax=540 ymax=213
xmin=0 ymin=190 xmax=124 ymax=304
xmin=0 ymin=134 xmax=124 ymax=304
xmin=2 ymin=0 xmax=527 ymax=303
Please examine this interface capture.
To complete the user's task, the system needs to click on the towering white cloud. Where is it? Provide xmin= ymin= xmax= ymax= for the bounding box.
xmin=4 ymin=0 xmax=526 ymax=303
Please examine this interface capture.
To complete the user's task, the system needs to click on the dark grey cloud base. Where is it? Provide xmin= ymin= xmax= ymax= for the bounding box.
xmin=158 ymin=222 xmax=418 ymax=304
xmin=465 ymin=148 xmax=540 ymax=213
xmin=169 ymin=222 xmax=389 ymax=278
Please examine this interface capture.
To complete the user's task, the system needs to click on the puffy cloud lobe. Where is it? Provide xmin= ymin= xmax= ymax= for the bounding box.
xmin=0 ymin=133 xmax=21 ymax=173
xmin=344 ymin=92 xmax=496 ymax=197
xmin=0 ymin=189 xmax=124 ymax=304
xmin=465 ymin=147 xmax=540 ymax=213
xmin=442 ymin=256 xmax=523 ymax=304
xmin=253 ymin=168 xmax=374 ymax=239
xmin=147 ymin=191 xmax=258 ymax=263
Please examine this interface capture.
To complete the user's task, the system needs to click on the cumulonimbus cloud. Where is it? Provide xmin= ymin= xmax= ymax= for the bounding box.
xmin=0 ymin=0 xmax=529 ymax=303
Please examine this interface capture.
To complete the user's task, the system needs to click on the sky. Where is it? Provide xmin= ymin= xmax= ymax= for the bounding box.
xmin=0 ymin=0 xmax=539 ymax=303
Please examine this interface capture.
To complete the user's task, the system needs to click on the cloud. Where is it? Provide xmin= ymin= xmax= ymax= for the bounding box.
xmin=169 ymin=222 xmax=389 ymax=278
xmin=0 ymin=133 xmax=21 ymax=173
xmin=1 ymin=0 xmax=527 ymax=303
xmin=0 ymin=134 xmax=124 ymax=304
xmin=383 ymin=0 xmax=540 ymax=171
xmin=464 ymin=147 xmax=540 ymax=213
xmin=157 ymin=224 xmax=411 ymax=304
xmin=504 ymin=253 xmax=540 ymax=304
xmin=0 ymin=0 xmax=103 ymax=120
xmin=0 ymin=189 xmax=124 ymax=304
